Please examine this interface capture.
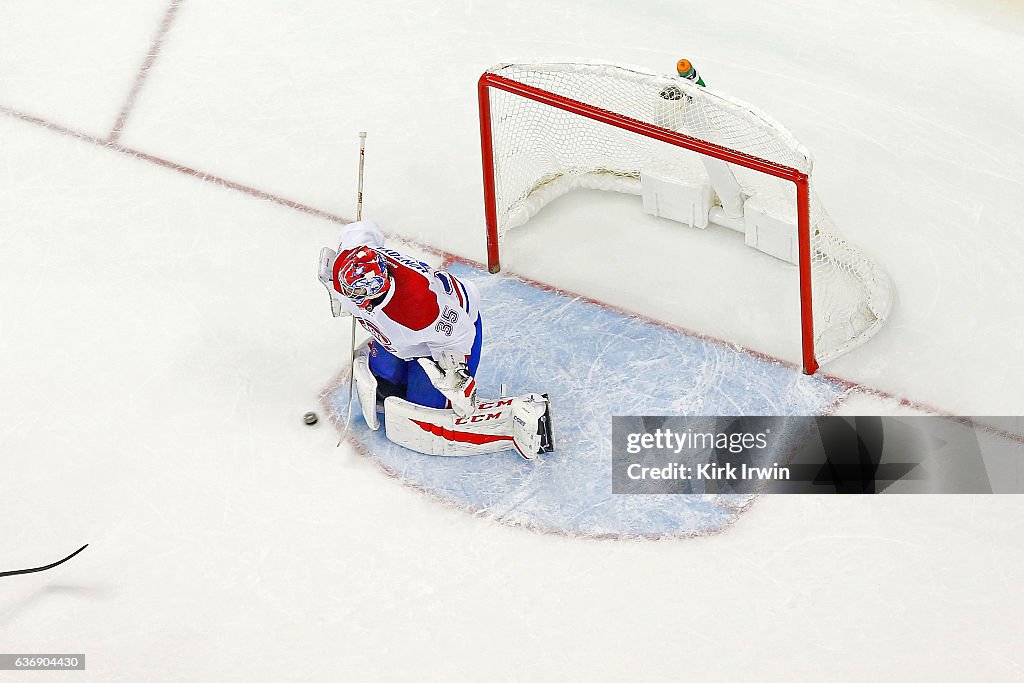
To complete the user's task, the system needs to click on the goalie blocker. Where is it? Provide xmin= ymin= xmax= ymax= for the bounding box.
xmin=351 ymin=342 xmax=554 ymax=459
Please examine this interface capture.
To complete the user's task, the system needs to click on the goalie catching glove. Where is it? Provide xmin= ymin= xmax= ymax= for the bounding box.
xmin=417 ymin=353 xmax=477 ymax=418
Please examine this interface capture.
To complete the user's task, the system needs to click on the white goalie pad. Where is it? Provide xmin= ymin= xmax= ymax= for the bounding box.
xmin=318 ymin=246 xmax=337 ymax=285
xmin=384 ymin=393 xmax=552 ymax=459
xmin=384 ymin=396 xmax=515 ymax=456
xmin=510 ymin=393 xmax=553 ymax=459
xmin=352 ymin=341 xmax=380 ymax=431
xmin=318 ymin=247 xmax=347 ymax=318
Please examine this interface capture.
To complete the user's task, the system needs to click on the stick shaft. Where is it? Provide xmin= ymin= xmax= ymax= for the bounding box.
xmin=340 ymin=132 xmax=367 ymax=445
xmin=356 ymin=132 xmax=367 ymax=221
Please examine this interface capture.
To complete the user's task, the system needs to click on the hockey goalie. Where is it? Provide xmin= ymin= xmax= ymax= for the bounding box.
xmin=318 ymin=219 xmax=554 ymax=459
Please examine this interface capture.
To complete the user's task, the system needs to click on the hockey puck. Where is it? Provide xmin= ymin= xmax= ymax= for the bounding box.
xmin=303 ymin=411 xmax=318 ymax=426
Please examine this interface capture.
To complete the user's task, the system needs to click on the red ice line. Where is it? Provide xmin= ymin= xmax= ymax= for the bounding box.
xmin=1 ymin=105 xmax=348 ymax=225
xmin=0 ymin=9 xmax=1020 ymax=446
xmin=108 ymin=0 xmax=184 ymax=144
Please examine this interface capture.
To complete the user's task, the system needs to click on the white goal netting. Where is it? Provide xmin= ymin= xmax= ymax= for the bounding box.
xmin=481 ymin=62 xmax=893 ymax=368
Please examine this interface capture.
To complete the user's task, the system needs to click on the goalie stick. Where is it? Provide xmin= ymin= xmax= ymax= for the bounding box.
xmin=0 ymin=544 xmax=89 ymax=578
xmin=338 ymin=131 xmax=368 ymax=447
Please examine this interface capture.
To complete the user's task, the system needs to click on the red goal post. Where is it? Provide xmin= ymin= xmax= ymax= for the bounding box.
xmin=477 ymin=62 xmax=892 ymax=376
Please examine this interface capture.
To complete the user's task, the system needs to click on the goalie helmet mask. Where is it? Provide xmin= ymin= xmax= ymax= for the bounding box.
xmin=335 ymin=247 xmax=391 ymax=308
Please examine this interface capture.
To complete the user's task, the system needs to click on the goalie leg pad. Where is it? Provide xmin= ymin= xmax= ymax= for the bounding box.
xmin=511 ymin=393 xmax=555 ymax=460
xmin=352 ymin=341 xmax=380 ymax=431
xmin=384 ymin=396 xmax=516 ymax=456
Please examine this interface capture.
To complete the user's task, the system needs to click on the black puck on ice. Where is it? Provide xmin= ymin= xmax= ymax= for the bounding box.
xmin=303 ymin=411 xmax=318 ymax=426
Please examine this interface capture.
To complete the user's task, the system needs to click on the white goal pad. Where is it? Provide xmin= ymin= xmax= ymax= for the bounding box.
xmin=640 ymin=168 xmax=714 ymax=229
xmin=352 ymin=341 xmax=380 ymax=431
xmin=384 ymin=393 xmax=553 ymax=459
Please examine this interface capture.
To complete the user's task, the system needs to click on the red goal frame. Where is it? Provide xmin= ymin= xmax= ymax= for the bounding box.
xmin=477 ymin=71 xmax=819 ymax=375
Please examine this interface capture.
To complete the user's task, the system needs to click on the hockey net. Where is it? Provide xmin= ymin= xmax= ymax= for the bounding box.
xmin=478 ymin=62 xmax=893 ymax=374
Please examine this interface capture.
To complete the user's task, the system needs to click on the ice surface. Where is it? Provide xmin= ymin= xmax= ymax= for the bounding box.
xmin=0 ymin=1 xmax=169 ymax=136
xmin=2 ymin=0 xmax=1024 ymax=680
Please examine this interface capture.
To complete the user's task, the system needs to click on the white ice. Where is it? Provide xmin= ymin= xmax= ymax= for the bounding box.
xmin=1 ymin=0 xmax=1023 ymax=680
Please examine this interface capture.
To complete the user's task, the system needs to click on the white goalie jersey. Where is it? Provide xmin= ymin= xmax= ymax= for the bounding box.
xmin=327 ymin=220 xmax=480 ymax=363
